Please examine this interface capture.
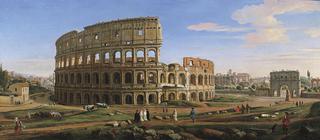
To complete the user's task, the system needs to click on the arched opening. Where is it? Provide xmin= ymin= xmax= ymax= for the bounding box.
xmin=76 ymin=73 xmax=82 ymax=84
xmin=148 ymin=94 xmax=156 ymax=104
xmin=137 ymin=95 xmax=144 ymax=104
xmin=148 ymin=50 xmax=156 ymax=62
xmin=190 ymin=74 xmax=196 ymax=85
xmin=113 ymin=95 xmax=121 ymax=104
xmin=204 ymin=75 xmax=208 ymax=85
xmin=179 ymin=93 xmax=187 ymax=100
xmin=64 ymin=93 xmax=68 ymax=103
xmin=137 ymin=50 xmax=144 ymax=62
xmin=137 ymin=72 xmax=144 ymax=84
xmin=103 ymin=73 xmax=109 ymax=85
xmin=198 ymin=75 xmax=203 ymax=85
xmin=205 ymin=92 xmax=209 ymax=100
xmin=125 ymin=95 xmax=133 ymax=104
xmin=64 ymin=74 xmax=69 ymax=84
xmin=95 ymin=53 xmax=100 ymax=63
xmin=160 ymin=94 xmax=165 ymax=102
xmin=69 ymin=93 xmax=74 ymax=104
xmin=84 ymin=94 xmax=90 ymax=105
xmin=93 ymin=94 xmax=100 ymax=104
xmin=191 ymin=92 xmax=197 ymax=102
xmin=125 ymin=72 xmax=133 ymax=84
xmin=125 ymin=51 xmax=133 ymax=63
xmin=114 ymin=51 xmax=121 ymax=63
xmin=85 ymin=73 xmax=90 ymax=84
xmin=148 ymin=72 xmax=156 ymax=84
xmin=160 ymin=73 xmax=165 ymax=83
xmin=86 ymin=55 xmax=91 ymax=64
xmin=113 ymin=72 xmax=121 ymax=84
xmin=93 ymin=72 xmax=99 ymax=85
xmin=78 ymin=56 xmax=83 ymax=65
xmin=70 ymin=73 xmax=75 ymax=84
xmin=168 ymin=73 xmax=175 ymax=84
xmin=169 ymin=93 xmax=175 ymax=101
xmin=103 ymin=95 xmax=110 ymax=104
xmin=104 ymin=52 xmax=110 ymax=63
xmin=179 ymin=73 xmax=186 ymax=85
xmin=280 ymin=85 xmax=289 ymax=98
xmin=76 ymin=94 xmax=81 ymax=105
xmin=199 ymin=92 xmax=204 ymax=101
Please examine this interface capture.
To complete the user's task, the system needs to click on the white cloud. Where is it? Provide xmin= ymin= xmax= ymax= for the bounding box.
xmin=305 ymin=28 xmax=320 ymax=38
xmin=2 ymin=59 xmax=54 ymax=77
xmin=187 ymin=22 xmax=249 ymax=32
xmin=232 ymin=0 xmax=320 ymax=47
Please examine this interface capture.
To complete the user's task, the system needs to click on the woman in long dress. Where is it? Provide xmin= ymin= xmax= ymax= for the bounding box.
xmin=140 ymin=109 xmax=144 ymax=122
xmin=143 ymin=109 xmax=148 ymax=121
xmin=172 ymin=109 xmax=178 ymax=122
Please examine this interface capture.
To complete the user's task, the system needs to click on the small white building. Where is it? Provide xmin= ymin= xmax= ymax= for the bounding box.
xmin=8 ymin=82 xmax=29 ymax=103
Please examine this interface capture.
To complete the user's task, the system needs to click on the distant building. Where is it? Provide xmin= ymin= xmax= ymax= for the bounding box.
xmin=270 ymin=70 xmax=300 ymax=97
xmin=0 ymin=82 xmax=30 ymax=104
xmin=8 ymin=82 xmax=29 ymax=103
xmin=311 ymin=78 xmax=320 ymax=88
xmin=215 ymin=69 xmax=250 ymax=87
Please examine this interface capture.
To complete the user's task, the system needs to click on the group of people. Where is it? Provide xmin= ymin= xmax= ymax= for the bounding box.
xmin=295 ymin=101 xmax=304 ymax=107
xmin=134 ymin=108 xmax=151 ymax=123
xmin=14 ymin=117 xmax=24 ymax=135
xmin=235 ymin=104 xmax=251 ymax=114
xmin=133 ymin=107 xmax=197 ymax=124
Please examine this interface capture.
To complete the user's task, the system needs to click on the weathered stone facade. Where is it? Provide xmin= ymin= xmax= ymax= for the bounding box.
xmin=54 ymin=17 xmax=215 ymax=105
xmin=270 ymin=70 xmax=300 ymax=97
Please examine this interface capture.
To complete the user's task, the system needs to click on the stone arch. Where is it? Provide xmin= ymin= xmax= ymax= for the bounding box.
xmin=76 ymin=94 xmax=81 ymax=105
xmin=125 ymin=50 xmax=133 ymax=62
xmin=114 ymin=51 xmax=121 ymax=63
xmin=205 ymin=92 xmax=209 ymax=100
xmin=76 ymin=73 xmax=82 ymax=84
xmin=137 ymin=72 xmax=145 ymax=84
xmin=191 ymin=92 xmax=197 ymax=102
xmin=199 ymin=92 xmax=204 ymax=101
xmin=104 ymin=52 xmax=110 ymax=63
xmin=70 ymin=73 xmax=75 ymax=84
xmin=204 ymin=75 xmax=208 ymax=85
xmin=93 ymin=94 xmax=100 ymax=104
xmin=85 ymin=73 xmax=90 ymax=84
xmin=113 ymin=95 xmax=121 ymax=104
xmin=168 ymin=93 xmax=176 ymax=101
xmin=148 ymin=94 xmax=157 ymax=104
xmin=95 ymin=53 xmax=100 ymax=63
xmin=125 ymin=72 xmax=133 ymax=84
xmin=84 ymin=93 xmax=90 ymax=105
xmin=198 ymin=75 xmax=203 ymax=85
xmin=148 ymin=72 xmax=156 ymax=84
xmin=160 ymin=94 xmax=165 ymax=102
xmin=103 ymin=72 xmax=110 ymax=85
xmin=168 ymin=73 xmax=175 ymax=84
xmin=179 ymin=73 xmax=186 ymax=85
xmin=136 ymin=50 xmax=144 ymax=62
xmin=69 ymin=93 xmax=74 ymax=104
xmin=93 ymin=72 xmax=99 ymax=85
xmin=179 ymin=93 xmax=187 ymax=100
xmin=125 ymin=94 xmax=133 ymax=104
xmin=113 ymin=72 xmax=121 ymax=84
xmin=148 ymin=50 xmax=156 ymax=62
xmin=190 ymin=74 xmax=196 ymax=85
xmin=160 ymin=73 xmax=165 ymax=83
xmin=137 ymin=94 xmax=144 ymax=104
xmin=103 ymin=94 xmax=110 ymax=104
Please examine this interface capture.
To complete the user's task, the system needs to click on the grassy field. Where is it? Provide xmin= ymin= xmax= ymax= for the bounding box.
xmin=211 ymin=94 xmax=249 ymax=102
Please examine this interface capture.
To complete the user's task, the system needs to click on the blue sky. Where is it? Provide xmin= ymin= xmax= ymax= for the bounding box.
xmin=0 ymin=0 xmax=320 ymax=77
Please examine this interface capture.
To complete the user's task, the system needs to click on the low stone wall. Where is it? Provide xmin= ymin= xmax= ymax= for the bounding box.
xmin=0 ymin=96 xmax=13 ymax=104
xmin=301 ymin=93 xmax=320 ymax=98
xmin=215 ymin=89 xmax=272 ymax=96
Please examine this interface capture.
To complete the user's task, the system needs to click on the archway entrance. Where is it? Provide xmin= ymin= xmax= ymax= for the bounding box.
xmin=103 ymin=95 xmax=110 ymax=104
xmin=168 ymin=93 xmax=175 ymax=101
xmin=125 ymin=95 xmax=133 ymax=104
xmin=93 ymin=94 xmax=100 ymax=104
xmin=113 ymin=95 xmax=121 ymax=104
xmin=280 ymin=85 xmax=289 ymax=98
xmin=148 ymin=94 xmax=156 ymax=104
xmin=191 ymin=92 xmax=197 ymax=102
xmin=137 ymin=95 xmax=144 ymax=104
xmin=160 ymin=94 xmax=165 ymax=103
xmin=199 ymin=92 xmax=204 ymax=101
xmin=179 ymin=93 xmax=186 ymax=100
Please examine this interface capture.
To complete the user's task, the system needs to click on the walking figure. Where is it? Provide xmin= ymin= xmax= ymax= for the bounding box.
xmin=140 ymin=109 xmax=144 ymax=122
xmin=172 ymin=108 xmax=178 ymax=122
xmin=14 ymin=117 xmax=23 ymax=135
xmin=246 ymin=104 xmax=250 ymax=113
xmin=282 ymin=112 xmax=290 ymax=136
xmin=241 ymin=104 xmax=245 ymax=114
xmin=146 ymin=109 xmax=151 ymax=121
xmin=143 ymin=108 xmax=148 ymax=121
xmin=190 ymin=108 xmax=196 ymax=123
xmin=134 ymin=110 xmax=140 ymax=123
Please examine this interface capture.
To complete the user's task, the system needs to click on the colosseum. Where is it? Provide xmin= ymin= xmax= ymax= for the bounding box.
xmin=54 ymin=17 xmax=215 ymax=105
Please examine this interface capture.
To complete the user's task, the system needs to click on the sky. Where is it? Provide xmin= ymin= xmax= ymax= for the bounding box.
xmin=0 ymin=0 xmax=320 ymax=77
